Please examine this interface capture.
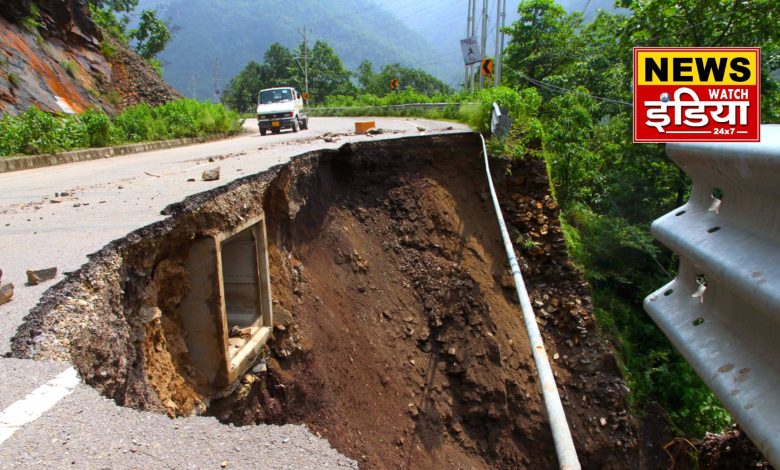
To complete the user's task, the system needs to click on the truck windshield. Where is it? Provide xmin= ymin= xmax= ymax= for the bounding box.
xmin=258 ymin=89 xmax=293 ymax=104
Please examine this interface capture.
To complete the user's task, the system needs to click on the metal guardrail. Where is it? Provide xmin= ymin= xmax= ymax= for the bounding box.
xmin=306 ymin=102 xmax=477 ymax=113
xmin=644 ymin=124 xmax=780 ymax=466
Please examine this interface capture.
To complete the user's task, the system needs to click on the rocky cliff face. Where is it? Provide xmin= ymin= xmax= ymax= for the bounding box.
xmin=0 ymin=0 xmax=179 ymax=116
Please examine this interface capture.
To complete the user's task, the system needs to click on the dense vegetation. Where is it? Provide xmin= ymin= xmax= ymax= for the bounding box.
xmin=221 ymin=42 xmax=453 ymax=111
xmin=133 ymin=0 xmax=455 ymax=101
xmin=0 ymin=100 xmax=241 ymax=157
xmin=89 ymin=0 xmax=172 ymax=76
xmin=497 ymin=0 xmax=780 ymax=437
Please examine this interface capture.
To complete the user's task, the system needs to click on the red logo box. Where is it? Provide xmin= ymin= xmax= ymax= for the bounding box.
xmin=633 ymin=47 xmax=760 ymax=143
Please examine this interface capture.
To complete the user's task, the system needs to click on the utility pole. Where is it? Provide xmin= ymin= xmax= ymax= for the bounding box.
xmin=469 ymin=0 xmax=477 ymax=93
xmin=211 ymin=57 xmax=222 ymax=102
xmin=479 ymin=0 xmax=488 ymax=89
xmin=297 ymin=26 xmax=310 ymax=103
xmin=465 ymin=0 xmax=473 ymax=92
xmin=190 ymin=74 xmax=198 ymax=100
xmin=495 ymin=0 xmax=507 ymax=87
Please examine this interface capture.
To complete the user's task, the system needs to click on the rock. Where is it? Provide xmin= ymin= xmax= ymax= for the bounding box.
xmin=274 ymin=306 xmax=293 ymax=326
xmin=367 ymin=127 xmax=384 ymax=135
xmin=139 ymin=306 xmax=162 ymax=323
xmin=0 ymin=283 xmax=14 ymax=305
xmin=252 ymin=361 xmax=267 ymax=373
xmin=187 ymin=178 xmax=195 ymax=182
xmin=202 ymin=167 xmax=221 ymax=181
xmin=26 ymin=267 xmax=57 ymax=285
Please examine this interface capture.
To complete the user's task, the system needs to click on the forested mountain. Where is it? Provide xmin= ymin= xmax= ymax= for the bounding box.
xmin=374 ymin=0 xmax=623 ymax=95
xmin=133 ymin=0 xmax=457 ymax=99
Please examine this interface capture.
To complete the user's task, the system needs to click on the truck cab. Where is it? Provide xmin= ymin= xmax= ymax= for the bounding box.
xmin=256 ymin=87 xmax=309 ymax=135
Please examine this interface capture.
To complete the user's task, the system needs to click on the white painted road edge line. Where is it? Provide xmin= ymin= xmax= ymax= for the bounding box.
xmin=0 ymin=367 xmax=80 ymax=445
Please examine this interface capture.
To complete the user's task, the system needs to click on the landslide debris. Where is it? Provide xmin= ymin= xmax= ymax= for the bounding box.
xmin=12 ymin=134 xmax=641 ymax=468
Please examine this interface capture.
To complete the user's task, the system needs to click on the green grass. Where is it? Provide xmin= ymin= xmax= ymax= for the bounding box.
xmin=0 ymin=99 xmax=243 ymax=157
xmin=7 ymin=72 xmax=21 ymax=89
xmin=60 ymin=60 xmax=78 ymax=78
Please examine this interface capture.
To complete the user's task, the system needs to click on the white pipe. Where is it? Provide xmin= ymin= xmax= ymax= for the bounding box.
xmin=479 ymin=133 xmax=581 ymax=470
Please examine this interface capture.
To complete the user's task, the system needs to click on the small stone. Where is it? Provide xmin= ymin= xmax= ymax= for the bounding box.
xmin=274 ymin=306 xmax=294 ymax=326
xmin=553 ymin=353 xmax=560 ymax=360
xmin=202 ymin=167 xmax=221 ymax=181
xmin=139 ymin=306 xmax=162 ymax=323
xmin=252 ymin=361 xmax=267 ymax=373
xmin=187 ymin=178 xmax=195 ymax=182
xmin=241 ymin=374 xmax=256 ymax=385
xmin=599 ymin=417 xmax=607 ymax=426
xmin=50 ymin=199 xmax=62 ymax=204
xmin=221 ymin=462 xmax=228 ymax=468
xmin=26 ymin=267 xmax=57 ymax=286
xmin=0 ymin=283 xmax=13 ymax=305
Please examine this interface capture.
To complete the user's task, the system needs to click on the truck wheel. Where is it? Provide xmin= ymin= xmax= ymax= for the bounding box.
xmin=292 ymin=118 xmax=300 ymax=133
xmin=260 ymin=128 xmax=267 ymax=136
xmin=301 ymin=117 xmax=309 ymax=130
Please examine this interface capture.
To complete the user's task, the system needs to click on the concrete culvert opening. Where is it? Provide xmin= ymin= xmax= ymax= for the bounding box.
xmin=13 ymin=134 xmax=642 ymax=469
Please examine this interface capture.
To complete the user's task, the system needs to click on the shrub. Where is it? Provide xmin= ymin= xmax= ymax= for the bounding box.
xmin=114 ymin=103 xmax=154 ymax=141
xmin=60 ymin=60 xmax=78 ymax=78
xmin=78 ymin=109 xmax=114 ymax=147
xmin=0 ymin=100 xmax=242 ymax=157
xmin=7 ymin=72 xmax=21 ymax=89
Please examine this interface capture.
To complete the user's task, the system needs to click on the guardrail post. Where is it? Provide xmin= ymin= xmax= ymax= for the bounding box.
xmin=644 ymin=125 xmax=780 ymax=466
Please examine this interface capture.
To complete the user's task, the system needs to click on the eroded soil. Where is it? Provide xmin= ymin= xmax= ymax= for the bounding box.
xmin=14 ymin=134 xmax=643 ymax=468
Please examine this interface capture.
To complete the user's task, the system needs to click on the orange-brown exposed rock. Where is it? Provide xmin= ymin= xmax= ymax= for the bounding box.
xmin=0 ymin=0 xmax=179 ymax=116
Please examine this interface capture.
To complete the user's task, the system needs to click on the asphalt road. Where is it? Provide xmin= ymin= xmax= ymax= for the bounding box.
xmin=0 ymin=116 xmax=469 ymax=468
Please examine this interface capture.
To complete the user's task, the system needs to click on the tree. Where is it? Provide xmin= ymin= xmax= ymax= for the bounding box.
xmin=221 ymin=61 xmax=268 ymax=113
xmin=88 ymin=0 xmax=139 ymax=13
xmin=619 ymin=0 xmax=780 ymax=121
xmin=356 ymin=60 xmax=374 ymax=90
xmin=263 ymin=43 xmax=297 ymax=88
xmin=129 ymin=9 xmax=172 ymax=60
xmin=303 ymin=40 xmax=355 ymax=102
xmin=503 ymin=0 xmax=584 ymax=83
xmin=357 ymin=63 xmax=453 ymax=97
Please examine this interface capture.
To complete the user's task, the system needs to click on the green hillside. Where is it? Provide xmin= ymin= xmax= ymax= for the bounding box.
xmin=138 ymin=0 xmax=455 ymax=99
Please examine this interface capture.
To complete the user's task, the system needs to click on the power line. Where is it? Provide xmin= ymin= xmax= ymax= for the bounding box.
xmin=504 ymin=65 xmax=633 ymax=107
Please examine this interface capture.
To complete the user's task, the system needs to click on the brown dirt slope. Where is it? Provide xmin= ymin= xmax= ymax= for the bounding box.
xmin=13 ymin=134 xmax=642 ymax=469
xmin=212 ymin=136 xmax=641 ymax=469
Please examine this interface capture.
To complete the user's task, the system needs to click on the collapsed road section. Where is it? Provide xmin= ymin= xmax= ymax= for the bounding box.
xmin=13 ymin=133 xmax=642 ymax=468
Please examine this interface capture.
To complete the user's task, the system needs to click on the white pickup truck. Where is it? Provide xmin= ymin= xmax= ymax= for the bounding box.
xmin=256 ymin=87 xmax=309 ymax=136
